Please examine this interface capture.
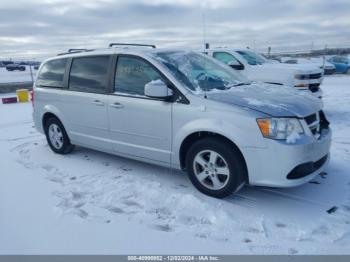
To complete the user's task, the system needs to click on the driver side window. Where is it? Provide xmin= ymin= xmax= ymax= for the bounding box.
xmin=213 ymin=52 xmax=240 ymax=66
xmin=115 ymin=56 xmax=165 ymax=96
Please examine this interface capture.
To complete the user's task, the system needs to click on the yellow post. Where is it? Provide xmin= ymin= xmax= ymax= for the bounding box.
xmin=16 ymin=89 xmax=29 ymax=103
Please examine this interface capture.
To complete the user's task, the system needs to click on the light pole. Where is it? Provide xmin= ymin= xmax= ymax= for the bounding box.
xmin=29 ymin=64 xmax=34 ymax=86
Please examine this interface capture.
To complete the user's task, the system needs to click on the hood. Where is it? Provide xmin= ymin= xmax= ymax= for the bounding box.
xmin=324 ymin=62 xmax=336 ymax=69
xmin=206 ymin=83 xmax=322 ymax=117
xmin=259 ymin=62 xmax=322 ymax=74
xmin=297 ymin=59 xmax=335 ymax=69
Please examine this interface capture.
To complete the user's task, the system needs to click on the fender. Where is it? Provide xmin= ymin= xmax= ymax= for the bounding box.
xmin=172 ymin=117 xmax=267 ymax=167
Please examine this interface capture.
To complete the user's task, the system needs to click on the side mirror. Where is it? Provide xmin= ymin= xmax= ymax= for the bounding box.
xmin=229 ymin=62 xmax=244 ymax=70
xmin=145 ymin=80 xmax=173 ymax=99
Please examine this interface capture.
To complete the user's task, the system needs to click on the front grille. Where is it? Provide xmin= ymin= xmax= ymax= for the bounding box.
xmin=309 ymin=73 xmax=322 ymax=79
xmin=324 ymin=68 xmax=335 ymax=75
xmin=319 ymin=110 xmax=330 ymax=131
xmin=304 ymin=110 xmax=329 ymax=138
xmin=304 ymin=113 xmax=317 ymax=125
xmin=309 ymin=83 xmax=320 ymax=92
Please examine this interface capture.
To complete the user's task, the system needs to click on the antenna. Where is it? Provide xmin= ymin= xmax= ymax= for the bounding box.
xmin=200 ymin=3 xmax=210 ymax=99
xmin=323 ymin=44 xmax=327 ymax=69
xmin=201 ymin=4 xmax=207 ymax=51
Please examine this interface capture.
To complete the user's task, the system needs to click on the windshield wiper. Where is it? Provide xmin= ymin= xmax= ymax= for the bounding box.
xmin=229 ymin=82 xmax=251 ymax=87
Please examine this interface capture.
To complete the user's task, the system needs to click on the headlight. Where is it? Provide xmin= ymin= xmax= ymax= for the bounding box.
xmin=257 ymin=118 xmax=304 ymax=140
xmin=295 ymin=74 xmax=309 ymax=80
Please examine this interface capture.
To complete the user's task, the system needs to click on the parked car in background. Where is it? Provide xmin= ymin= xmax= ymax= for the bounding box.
xmin=1 ymin=60 xmax=14 ymax=66
xmin=32 ymin=46 xmax=331 ymax=198
xmin=6 ymin=64 xmax=26 ymax=71
xmin=33 ymin=62 xmax=41 ymax=70
xmin=327 ymin=56 xmax=350 ymax=74
xmin=281 ymin=57 xmax=336 ymax=75
xmin=207 ymin=49 xmax=324 ymax=98
xmin=310 ymin=57 xmax=336 ymax=75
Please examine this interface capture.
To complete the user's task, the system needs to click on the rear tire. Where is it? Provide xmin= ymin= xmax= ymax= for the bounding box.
xmin=44 ymin=117 xmax=74 ymax=154
xmin=185 ymin=138 xmax=246 ymax=198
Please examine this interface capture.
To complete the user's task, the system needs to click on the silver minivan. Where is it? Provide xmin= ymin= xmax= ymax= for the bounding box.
xmin=32 ymin=44 xmax=332 ymax=198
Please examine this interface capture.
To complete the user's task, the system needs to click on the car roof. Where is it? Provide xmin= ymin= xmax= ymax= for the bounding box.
xmin=47 ymin=47 xmax=194 ymax=61
xmin=45 ymin=47 xmax=199 ymax=63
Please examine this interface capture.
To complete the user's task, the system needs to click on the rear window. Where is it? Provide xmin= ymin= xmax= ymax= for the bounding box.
xmin=37 ymin=58 xmax=68 ymax=87
xmin=69 ymin=56 xmax=110 ymax=94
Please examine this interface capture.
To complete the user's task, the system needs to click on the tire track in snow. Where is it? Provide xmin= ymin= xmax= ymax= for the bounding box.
xmin=11 ymin=140 xmax=273 ymax=245
xmin=0 ymin=120 xmax=32 ymax=128
xmin=9 ymin=136 xmax=350 ymax=253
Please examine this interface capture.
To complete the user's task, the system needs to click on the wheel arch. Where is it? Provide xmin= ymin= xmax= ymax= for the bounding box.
xmin=179 ymin=131 xmax=249 ymax=183
xmin=41 ymin=105 xmax=67 ymax=130
xmin=41 ymin=109 xmax=70 ymax=141
xmin=42 ymin=111 xmax=75 ymax=154
xmin=42 ymin=112 xmax=59 ymax=128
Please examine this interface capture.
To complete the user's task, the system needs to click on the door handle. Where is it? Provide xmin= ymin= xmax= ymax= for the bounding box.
xmin=92 ymin=100 xmax=105 ymax=106
xmin=110 ymin=102 xmax=124 ymax=109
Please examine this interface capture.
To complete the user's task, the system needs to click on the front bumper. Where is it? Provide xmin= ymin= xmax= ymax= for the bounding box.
xmin=324 ymin=68 xmax=336 ymax=75
xmin=295 ymin=77 xmax=324 ymax=98
xmin=298 ymin=88 xmax=323 ymax=99
xmin=242 ymin=128 xmax=332 ymax=188
xmin=311 ymin=88 xmax=323 ymax=98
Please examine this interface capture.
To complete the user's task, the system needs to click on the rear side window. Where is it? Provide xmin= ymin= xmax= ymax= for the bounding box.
xmin=115 ymin=56 xmax=164 ymax=96
xmin=69 ymin=56 xmax=110 ymax=94
xmin=37 ymin=58 xmax=68 ymax=87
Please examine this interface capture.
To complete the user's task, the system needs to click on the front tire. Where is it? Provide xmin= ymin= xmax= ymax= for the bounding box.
xmin=186 ymin=138 xmax=246 ymax=198
xmin=44 ymin=117 xmax=74 ymax=154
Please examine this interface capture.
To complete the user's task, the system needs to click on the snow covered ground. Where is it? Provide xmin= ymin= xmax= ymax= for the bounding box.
xmin=0 ymin=66 xmax=37 ymax=84
xmin=0 ymin=76 xmax=350 ymax=255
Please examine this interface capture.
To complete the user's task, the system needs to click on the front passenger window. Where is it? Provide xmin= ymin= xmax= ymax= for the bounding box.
xmin=115 ymin=56 xmax=165 ymax=96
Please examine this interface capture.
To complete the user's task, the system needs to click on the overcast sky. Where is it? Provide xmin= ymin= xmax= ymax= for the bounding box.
xmin=0 ymin=0 xmax=349 ymax=59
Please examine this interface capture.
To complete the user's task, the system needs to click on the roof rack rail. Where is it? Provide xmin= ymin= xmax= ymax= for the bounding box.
xmin=109 ymin=43 xmax=156 ymax=49
xmin=57 ymin=48 xmax=95 ymax=56
xmin=68 ymin=48 xmax=91 ymax=53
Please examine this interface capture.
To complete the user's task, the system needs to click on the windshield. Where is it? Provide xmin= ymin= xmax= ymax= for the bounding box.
xmin=339 ymin=57 xmax=348 ymax=63
xmin=236 ymin=50 xmax=267 ymax=65
xmin=153 ymin=51 xmax=250 ymax=92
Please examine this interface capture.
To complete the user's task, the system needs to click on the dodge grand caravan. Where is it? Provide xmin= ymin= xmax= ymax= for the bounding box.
xmin=32 ymin=44 xmax=331 ymax=198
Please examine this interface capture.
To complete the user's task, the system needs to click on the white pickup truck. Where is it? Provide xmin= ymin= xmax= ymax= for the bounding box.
xmin=206 ymin=49 xmax=324 ymax=98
